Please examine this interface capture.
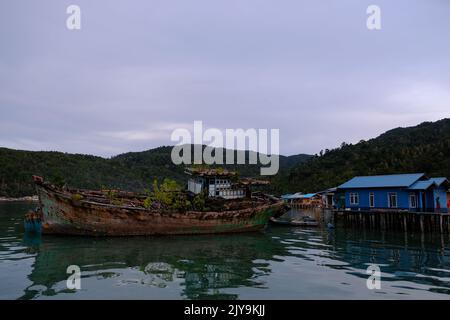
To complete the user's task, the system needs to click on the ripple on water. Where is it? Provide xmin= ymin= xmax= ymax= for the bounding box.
xmin=0 ymin=205 xmax=449 ymax=299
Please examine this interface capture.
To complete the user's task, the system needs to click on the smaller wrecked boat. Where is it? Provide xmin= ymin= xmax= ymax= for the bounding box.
xmin=32 ymin=169 xmax=286 ymax=236
xmin=270 ymin=215 xmax=319 ymax=227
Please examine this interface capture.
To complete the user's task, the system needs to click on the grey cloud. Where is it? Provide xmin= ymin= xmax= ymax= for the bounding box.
xmin=1 ymin=0 xmax=450 ymax=156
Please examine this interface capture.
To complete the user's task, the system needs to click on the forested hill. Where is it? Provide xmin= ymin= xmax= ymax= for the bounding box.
xmin=0 ymin=146 xmax=311 ymax=197
xmin=284 ymin=119 xmax=450 ymax=193
xmin=2 ymin=119 xmax=449 ymax=197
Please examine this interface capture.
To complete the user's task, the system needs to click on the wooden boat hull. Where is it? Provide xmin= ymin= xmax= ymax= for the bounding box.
xmin=36 ymin=183 xmax=283 ymax=236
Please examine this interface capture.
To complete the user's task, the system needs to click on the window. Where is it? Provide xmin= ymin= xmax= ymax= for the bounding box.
xmin=369 ymin=193 xmax=375 ymax=208
xmin=409 ymin=194 xmax=417 ymax=208
xmin=349 ymin=193 xmax=359 ymax=205
xmin=388 ymin=192 xmax=397 ymax=208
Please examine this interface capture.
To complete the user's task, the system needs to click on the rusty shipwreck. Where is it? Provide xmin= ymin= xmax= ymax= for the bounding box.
xmin=32 ymin=169 xmax=286 ymax=236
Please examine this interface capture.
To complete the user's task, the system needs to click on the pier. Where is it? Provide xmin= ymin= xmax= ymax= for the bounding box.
xmin=332 ymin=209 xmax=450 ymax=234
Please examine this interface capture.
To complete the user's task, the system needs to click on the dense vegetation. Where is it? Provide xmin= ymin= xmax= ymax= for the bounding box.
xmin=1 ymin=119 xmax=449 ymax=197
xmin=283 ymin=119 xmax=450 ymax=193
xmin=0 ymin=148 xmax=145 ymax=197
xmin=0 ymin=145 xmax=310 ymax=197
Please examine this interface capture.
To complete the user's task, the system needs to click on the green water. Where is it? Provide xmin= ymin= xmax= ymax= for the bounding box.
xmin=0 ymin=202 xmax=449 ymax=300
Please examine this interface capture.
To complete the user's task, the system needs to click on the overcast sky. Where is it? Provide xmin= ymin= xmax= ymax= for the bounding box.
xmin=1 ymin=0 xmax=450 ymax=157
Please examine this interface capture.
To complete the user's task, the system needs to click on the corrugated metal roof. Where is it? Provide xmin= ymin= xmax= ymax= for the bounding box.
xmin=281 ymin=192 xmax=303 ymax=200
xmin=338 ymin=173 xmax=425 ymax=189
xmin=408 ymin=180 xmax=434 ymax=190
xmin=281 ymin=192 xmax=317 ymax=199
xmin=316 ymin=187 xmax=337 ymax=194
xmin=301 ymin=193 xmax=317 ymax=199
xmin=429 ymin=177 xmax=449 ymax=187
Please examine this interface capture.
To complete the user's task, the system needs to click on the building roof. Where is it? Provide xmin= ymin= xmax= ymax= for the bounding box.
xmin=281 ymin=192 xmax=303 ymax=200
xmin=404 ymin=177 xmax=450 ymax=190
xmin=408 ymin=180 xmax=435 ymax=190
xmin=185 ymin=167 xmax=236 ymax=177
xmin=281 ymin=192 xmax=317 ymax=199
xmin=316 ymin=187 xmax=337 ymax=194
xmin=338 ymin=173 xmax=426 ymax=189
xmin=429 ymin=177 xmax=449 ymax=187
xmin=238 ymin=178 xmax=270 ymax=186
xmin=301 ymin=193 xmax=318 ymax=199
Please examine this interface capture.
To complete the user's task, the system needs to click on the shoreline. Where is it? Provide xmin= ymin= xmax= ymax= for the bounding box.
xmin=0 ymin=196 xmax=39 ymax=202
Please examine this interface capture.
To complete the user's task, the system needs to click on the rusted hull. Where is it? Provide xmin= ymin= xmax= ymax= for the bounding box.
xmin=36 ymin=185 xmax=282 ymax=236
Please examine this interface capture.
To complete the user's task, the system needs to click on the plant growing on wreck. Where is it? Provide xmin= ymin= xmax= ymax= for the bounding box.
xmin=230 ymin=171 xmax=240 ymax=183
xmin=144 ymin=178 xmax=189 ymax=210
xmin=143 ymin=197 xmax=152 ymax=209
xmin=192 ymin=192 xmax=206 ymax=211
xmin=71 ymin=193 xmax=83 ymax=201
xmin=105 ymin=189 xmax=124 ymax=206
xmin=153 ymin=178 xmax=180 ymax=205
xmin=112 ymin=199 xmax=124 ymax=206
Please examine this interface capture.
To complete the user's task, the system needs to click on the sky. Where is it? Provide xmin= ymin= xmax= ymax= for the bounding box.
xmin=1 ymin=0 xmax=450 ymax=157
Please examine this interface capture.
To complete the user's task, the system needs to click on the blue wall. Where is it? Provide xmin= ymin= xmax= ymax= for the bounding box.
xmin=342 ymin=187 xmax=448 ymax=212
xmin=344 ymin=188 xmax=409 ymax=210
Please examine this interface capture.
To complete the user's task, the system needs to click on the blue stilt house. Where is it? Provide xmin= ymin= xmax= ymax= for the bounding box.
xmin=337 ymin=173 xmax=450 ymax=213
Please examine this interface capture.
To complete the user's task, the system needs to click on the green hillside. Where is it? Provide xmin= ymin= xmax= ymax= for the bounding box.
xmin=285 ymin=119 xmax=450 ymax=193
xmin=2 ymin=118 xmax=449 ymax=197
xmin=0 ymin=145 xmax=310 ymax=197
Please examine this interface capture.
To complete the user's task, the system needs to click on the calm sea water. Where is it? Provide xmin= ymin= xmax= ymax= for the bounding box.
xmin=0 ymin=202 xmax=449 ymax=300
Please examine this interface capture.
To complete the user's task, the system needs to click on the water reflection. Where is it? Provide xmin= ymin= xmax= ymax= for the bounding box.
xmin=1 ymin=203 xmax=449 ymax=299
xmin=20 ymin=233 xmax=288 ymax=300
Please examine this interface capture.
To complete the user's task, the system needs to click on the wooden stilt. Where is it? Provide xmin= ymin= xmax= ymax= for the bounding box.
xmin=421 ymin=232 xmax=425 ymax=251
xmin=403 ymin=214 xmax=407 ymax=233
xmin=447 ymin=216 xmax=450 ymax=233
xmin=404 ymin=229 xmax=408 ymax=248
xmin=333 ymin=210 xmax=448 ymax=235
